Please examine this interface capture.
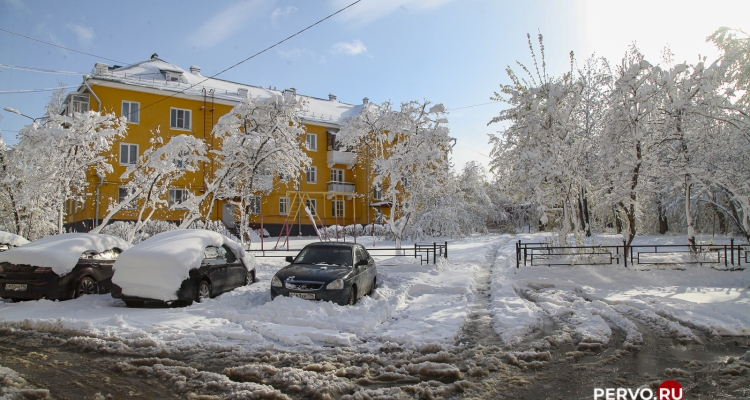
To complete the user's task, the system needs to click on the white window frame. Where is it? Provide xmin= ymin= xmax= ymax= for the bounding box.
xmin=306 ymin=166 xmax=317 ymax=183
xmin=332 ymin=200 xmax=344 ymax=217
xmin=120 ymin=143 xmax=138 ymax=166
xmin=330 ymin=168 xmax=344 ymax=183
xmin=373 ymin=185 xmax=382 ymax=201
xmin=122 ymin=101 xmax=139 ymax=124
xmin=279 ymin=197 xmax=288 ymax=215
xmin=168 ymin=188 xmax=190 ymax=209
xmin=118 ymin=187 xmax=137 ymax=210
xmin=306 ymin=133 xmax=317 ymax=151
xmin=248 ymin=196 xmax=261 ymax=214
xmin=170 ymin=108 xmax=191 ymax=131
xmin=306 ymin=199 xmax=317 ymax=216
xmin=173 ymin=150 xmax=190 ymax=170
xmin=374 ymin=209 xmax=384 ymax=224
xmin=71 ymin=94 xmax=89 ymax=114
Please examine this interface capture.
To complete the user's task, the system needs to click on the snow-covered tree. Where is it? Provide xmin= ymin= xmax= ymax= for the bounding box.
xmin=177 ymin=93 xmax=310 ymax=244
xmin=339 ymin=100 xmax=454 ymax=248
xmin=13 ymin=104 xmax=127 ymax=234
xmin=90 ymin=130 xmax=207 ymax=242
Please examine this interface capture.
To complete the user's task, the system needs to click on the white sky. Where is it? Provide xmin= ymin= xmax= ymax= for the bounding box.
xmin=1 ymin=0 xmax=748 ymax=173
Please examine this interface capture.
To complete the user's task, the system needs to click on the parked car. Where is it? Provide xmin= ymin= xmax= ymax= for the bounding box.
xmin=0 ymin=233 xmax=131 ymax=301
xmin=270 ymin=242 xmax=377 ymax=306
xmin=0 ymin=231 xmax=29 ymax=252
xmin=111 ymin=229 xmax=256 ymax=307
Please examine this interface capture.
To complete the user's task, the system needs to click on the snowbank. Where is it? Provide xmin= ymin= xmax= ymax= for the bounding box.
xmin=112 ymin=229 xmax=254 ymax=301
xmin=0 ymin=231 xmax=29 ymax=247
xmin=0 ymin=233 xmax=130 ymax=276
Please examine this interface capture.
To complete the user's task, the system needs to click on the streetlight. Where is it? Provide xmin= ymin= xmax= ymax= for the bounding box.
xmin=3 ymin=107 xmax=39 ymax=123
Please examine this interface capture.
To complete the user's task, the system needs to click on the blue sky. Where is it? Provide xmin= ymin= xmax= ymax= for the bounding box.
xmin=1 ymin=0 xmax=748 ymax=171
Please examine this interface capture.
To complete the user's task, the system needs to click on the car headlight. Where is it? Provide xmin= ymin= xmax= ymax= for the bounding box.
xmin=326 ymin=279 xmax=344 ymax=290
xmin=271 ymin=275 xmax=283 ymax=288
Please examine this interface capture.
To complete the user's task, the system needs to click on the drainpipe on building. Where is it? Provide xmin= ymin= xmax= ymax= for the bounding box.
xmin=94 ymin=172 xmax=104 ymax=229
xmin=83 ymin=77 xmax=101 ymax=111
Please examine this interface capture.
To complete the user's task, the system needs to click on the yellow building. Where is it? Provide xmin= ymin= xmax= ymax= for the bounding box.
xmin=63 ymin=54 xmax=388 ymax=237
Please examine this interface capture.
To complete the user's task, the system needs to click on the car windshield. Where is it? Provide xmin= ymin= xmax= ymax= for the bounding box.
xmin=294 ymin=247 xmax=352 ymax=267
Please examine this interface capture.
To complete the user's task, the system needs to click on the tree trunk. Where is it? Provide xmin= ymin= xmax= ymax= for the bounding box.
xmin=685 ymin=176 xmax=696 ymax=251
xmin=658 ymin=201 xmax=669 ymax=234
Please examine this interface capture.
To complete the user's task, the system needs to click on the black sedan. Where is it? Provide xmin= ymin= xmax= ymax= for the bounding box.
xmin=0 ymin=233 xmax=131 ymax=301
xmin=111 ymin=230 xmax=256 ymax=307
xmin=271 ymin=242 xmax=377 ymax=306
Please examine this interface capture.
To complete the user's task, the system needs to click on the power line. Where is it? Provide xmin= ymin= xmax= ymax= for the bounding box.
xmin=130 ymin=0 xmax=363 ymax=116
xmin=0 ymin=85 xmax=79 ymax=94
xmin=447 ymin=101 xmax=498 ymax=111
xmin=0 ymin=28 xmax=129 ymax=65
xmin=0 ymin=63 xmax=88 ymax=75
xmin=455 ymin=143 xmax=491 ymax=159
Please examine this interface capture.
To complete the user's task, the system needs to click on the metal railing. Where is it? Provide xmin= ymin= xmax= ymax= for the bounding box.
xmin=516 ymin=239 xmax=747 ymax=269
xmin=251 ymin=241 xmax=448 ymax=265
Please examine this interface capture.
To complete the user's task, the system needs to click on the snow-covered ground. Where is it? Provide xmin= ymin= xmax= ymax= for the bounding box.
xmin=491 ymin=233 xmax=750 ymax=349
xmin=0 ymin=236 xmax=498 ymax=352
xmin=1 ymin=233 xmax=748 ymax=354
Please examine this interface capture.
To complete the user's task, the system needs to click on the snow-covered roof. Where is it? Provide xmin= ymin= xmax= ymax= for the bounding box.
xmin=0 ymin=233 xmax=131 ymax=276
xmin=112 ymin=229 xmax=255 ymax=301
xmin=87 ymin=57 xmax=366 ymax=125
xmin=0 ymin=231 xmax=29 ymax=247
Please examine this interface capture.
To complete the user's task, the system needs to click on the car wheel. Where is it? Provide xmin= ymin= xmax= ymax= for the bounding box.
xmin=245 ymin=270 xmax=255 ymax=286
xmin=347 ymin=286 xmax=357 ymax=305
xmin=124 ymin=300 xmax=144 ymax=308
xmin=368 ymin=277 xmax=377 ymax=296
xmin=74 ymin=276 xmax=98 ymax=298
xmin=196 ymin=280 xmax=211 ymax=303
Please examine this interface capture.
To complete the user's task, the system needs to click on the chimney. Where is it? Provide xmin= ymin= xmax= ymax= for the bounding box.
xmin=189 ymin=65 xmax=202 ymax=75
xmin=363 ymin=97 xmax=369 ymax=105
xmin=94 ymin=63 xmax=109 ymax=75
xmin=151 ymin=53 xmax=159 ymax=60
xmin=329 ymin=93 xmax=337 ymax=101
xmin=283 ymin=87 xmax=297 ymax=97
xmin=238 ymin=88 xmax=249 ymax=98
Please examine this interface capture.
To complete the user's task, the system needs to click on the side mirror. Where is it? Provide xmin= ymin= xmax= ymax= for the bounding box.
xmin=285 ymin=256 xmax=294 ymax=263
xmin=356 ymin=259 xmax=368 ymax=267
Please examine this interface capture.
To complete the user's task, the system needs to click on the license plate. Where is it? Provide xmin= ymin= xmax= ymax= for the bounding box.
xmin=5 ymin=284 xmax=27 ymax=291
xmin=289 ymin=292 xmax=315 ymax=300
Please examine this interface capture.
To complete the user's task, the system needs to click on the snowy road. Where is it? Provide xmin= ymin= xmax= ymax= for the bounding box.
xmin=1 ymin=234 xmax=749 ymax=399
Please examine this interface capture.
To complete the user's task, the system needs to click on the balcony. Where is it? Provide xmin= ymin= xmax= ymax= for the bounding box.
xmin=328 ymin=181 xmax=355 ymax=194
xmin=327 ymin=150 xmax=356 ymax=168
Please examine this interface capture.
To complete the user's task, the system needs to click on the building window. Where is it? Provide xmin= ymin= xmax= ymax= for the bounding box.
xmin=66 ymin=199 xmax=85 ymax=215
xmin=279 ymin=197 xmax=288 ymax=215
xmin=71 ymin=94 xmax=89 ymax=113
xmin=374 ymin=209 xmax=384 ymax=224
xmin=306 ymin=199 xmax=316 ymax=216
xmin=173 ymin=150 xmax=190 ymax=170
xmin=306 ymin=166 xmax=317 ymax=183
xmin=332 ymin=200 xmax=344 ymax=217
xmin=306 ymin=133 xmax=317 ymax=150
xmin=373 ymin=185 xmax=382 ymax=200
xmin=248 ymin=196 xmax=261 ymax=214
xmin=120 ymin=143 xmax=138 ymax=165
xmin=118 ymin=187 xmax=136 ymax=209
xmin=168 ymin=188 xmax=189 ymax=208
xmin=330 ymin=168 xmax=344 ymax=183
xmin=122 ymin=101 xmax=139 ymax=123
xmin=170 ymin=108 xmax=191 ymax=130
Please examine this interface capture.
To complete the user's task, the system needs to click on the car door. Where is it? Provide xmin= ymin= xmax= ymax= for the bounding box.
xmin=353 ymin=246 xmax=369 ymax=296
xmin=203 ymin=246 xmax=227 ymax=293
xmin=221 ymin=244 xmax=245 ymax=290
xmin=357 ymin=246 xmax=376 ymax=293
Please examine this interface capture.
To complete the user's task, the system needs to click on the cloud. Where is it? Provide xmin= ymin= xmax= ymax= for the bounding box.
xmin=189 ymin=0 xmax=268 ymax=49
xmin=331 ymin=39 xmax=367 ymax=55
xmin=329 ymin=0 xmax=456 ymax=25
xmin=271 ymin=6 xmax=298 ymax=25
xmin=66 ymin=24 xmax=94 ymax=46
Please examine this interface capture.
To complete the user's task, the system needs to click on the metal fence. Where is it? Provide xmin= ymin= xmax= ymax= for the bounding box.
xmin=516 ymin=239 xmax=748 ymax=269
xmin=250 ymin=241 xmax=448 ymax=265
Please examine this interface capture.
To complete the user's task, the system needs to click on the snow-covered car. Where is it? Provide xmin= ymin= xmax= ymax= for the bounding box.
xmin=111 ymin=229 xmax=256 ymax=307
xmin=270 ymin=242 xmax=377 ymax=306
xmin=0 ymin=231 xmax=29 ymax=252
xmin=0 ymin=233 xmax=131 ymax=301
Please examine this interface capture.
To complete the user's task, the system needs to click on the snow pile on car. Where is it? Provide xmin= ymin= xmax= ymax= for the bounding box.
xmin=0 ymin=231 xmax=29 ymax=247
xmin=112 ymin=229 xmax=254 ymax=301
xmin=0 ymin=233 xmax=130 ymax=276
